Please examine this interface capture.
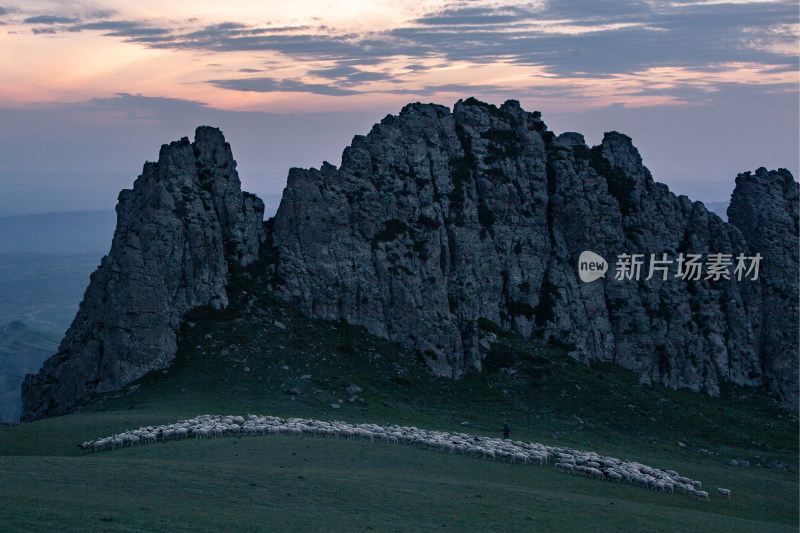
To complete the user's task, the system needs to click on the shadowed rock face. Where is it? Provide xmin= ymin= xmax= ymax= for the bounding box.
xmin=20 ymin=100 xmax=799 ymax=420
xmin=728 ymin=168 xmax=799 ymax=408
xmin=273 ymin=99 xmax=798 ymax=407
xmin=21 ymin=127 xmax=264 ymax=421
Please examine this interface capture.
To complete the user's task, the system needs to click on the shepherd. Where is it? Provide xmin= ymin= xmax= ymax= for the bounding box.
xmin=503 ymin=423 xmax=510 ymax=439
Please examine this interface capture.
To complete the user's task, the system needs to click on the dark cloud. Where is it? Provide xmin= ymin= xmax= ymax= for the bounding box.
xmin=19 ymin=1 xmax=797 ymax=99
xmin=81 ymin=93 xmax=211 ymax=119
xmin=341 ymin=71 xmax=391 ymax=83
xmin=652 ymin=2 xmax=797 ymax=32
xmin=308 ymin=66 xmax=391 ymax=84
xmin=23 ymin=15 xmax=78 ymax=24
xmin=415 ymin=5 xmax=526 ymax=25
xmin=536 ymin=0 xmax=652 ymax=20
xmin=211 ymin=34 xmax=420 ymax=61
xmin=308 ymin=66 xmax=360 ymax=78
xmin=169 ymin=22 xmax=311 ymax=44
xmin=757 ymin=64 xmax=799 ymax=75
xmin=86 ymin=10 xmax=116 ymax=20
xmin=205 ymin=22 xmax=248 ymax=31
xmin=386 ymin=0 xmax=798 ymax=76
xmin=75 ymin=20 xmax=142 ymax=30
xmin=67 ymin=19 xmax=172 ymax=37
xmin=176 ymin=3 xmax=788 ymax=79
xmin=0 ymin=7 xmax=9 ymax=16
xmin=26 ymin=18 xmax=172 ymax=40
xmin=181 ymin=23 xmax=241 ymax=40
xmin=334 ymin=58 xmax=386 ymax=66
xmin=128 ymin=35 xmax=178 ymax=44
xmin=104 ymin=27 xmax=172 ymax=37
xmin=209 ymin=77 xmax=360 ymax=96
xmin=247 ymin=25 xmax=311 ymax=34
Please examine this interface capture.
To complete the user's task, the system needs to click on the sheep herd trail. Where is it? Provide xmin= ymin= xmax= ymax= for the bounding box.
xmin=79 ymin=414 xmax=725 ymax=501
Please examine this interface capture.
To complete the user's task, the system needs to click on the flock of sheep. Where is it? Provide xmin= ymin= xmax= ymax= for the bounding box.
xmin=79 ymin=414 xmax=731 ymax=501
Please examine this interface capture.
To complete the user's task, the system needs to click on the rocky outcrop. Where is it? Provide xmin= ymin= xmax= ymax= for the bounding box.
xmin=273 ymin=99 xmax=798 ymax=407
xmin=728 ymin=168 xmax=799 ymax=407
xmin=20 ymin=100 xmax=798 ymax=420
xmin=21 ymin=127 xmax=264 ymax=421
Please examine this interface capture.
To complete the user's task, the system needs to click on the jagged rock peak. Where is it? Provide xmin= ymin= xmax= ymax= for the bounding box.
xmin=728 ymin=167 xmax=799 ymax=408
xmin=21 ymin=127 xmax=265 ymax=421
xmin=19 ymin=99 xmax=798 ymax=419
xmin=272 ymin=97 xmax=798 ymax=408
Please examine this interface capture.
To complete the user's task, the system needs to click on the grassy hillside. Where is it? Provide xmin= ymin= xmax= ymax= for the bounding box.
xmin=0 ymin=259 xmax=796 ymax=531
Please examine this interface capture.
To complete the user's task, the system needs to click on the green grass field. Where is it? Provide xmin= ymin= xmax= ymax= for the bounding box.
xmin=1 ymin=262 xmax=797 ymax=532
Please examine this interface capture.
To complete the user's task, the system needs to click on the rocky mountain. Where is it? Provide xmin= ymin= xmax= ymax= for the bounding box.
xmin=21 ymin=128 xmax=264 ymax=421
xmin=272 ymin=99 xmax=798 ymax=407
xmin=21 ymin=100 xmax=799 ymax=420
xmin=728 ymin=168 xmax=799 ymax=409
xmin=0 ymin=321 xmax=60 ymax=422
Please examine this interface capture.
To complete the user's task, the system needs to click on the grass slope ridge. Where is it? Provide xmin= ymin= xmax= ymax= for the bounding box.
xmin=0 ymin=257 xmax=797 ymax=531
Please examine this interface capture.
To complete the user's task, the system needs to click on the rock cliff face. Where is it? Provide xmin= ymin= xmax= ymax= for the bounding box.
xmin=20 ymin=100 xmax=798 ymax=420
xmin=21 ymin=127 xmax=264 ymax=421
xmin=728 ymin=168 xmax=799 ymax=408
xmin=273 ymin=99 xmax=798 ymax=407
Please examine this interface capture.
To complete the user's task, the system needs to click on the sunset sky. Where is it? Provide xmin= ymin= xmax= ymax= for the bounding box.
xmin=0 ymin=0 xmax=797 ymax=215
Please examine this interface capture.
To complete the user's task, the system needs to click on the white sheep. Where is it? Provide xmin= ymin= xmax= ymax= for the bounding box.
xmin=511 ymin=452 xmax=529 ymax=464
xmin=715 ymin=486 xmax=731 ymax=498
xmin=556 ymin=462 xmax=574 ymax=473
xmin=586 ymin=467 xmax=604 ymax=480
xmin=79 ymin=413 xmax=707 ymax=501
